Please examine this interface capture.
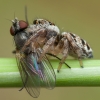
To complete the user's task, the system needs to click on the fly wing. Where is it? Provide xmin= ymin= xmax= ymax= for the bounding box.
xmin=16 ymin=53 xmax=40 ymax=98
xmin=37 ymin=49 xmax=56 ymax=89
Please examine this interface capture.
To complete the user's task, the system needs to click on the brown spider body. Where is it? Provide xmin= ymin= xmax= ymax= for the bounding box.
xmin=22 ymin=19 xmax=93 ymax=72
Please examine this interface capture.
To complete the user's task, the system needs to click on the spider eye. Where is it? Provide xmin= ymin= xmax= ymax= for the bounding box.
xmin=33 ymin=20 xmax=38 ymax=24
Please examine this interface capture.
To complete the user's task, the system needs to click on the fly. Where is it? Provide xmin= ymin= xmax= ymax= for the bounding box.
xmin=9 ymin=7 xmax=61 ymax=98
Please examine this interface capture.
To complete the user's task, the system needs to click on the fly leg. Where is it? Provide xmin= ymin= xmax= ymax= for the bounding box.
xmin=15 ymin=51 xmax=27 ymax=91
xmin=19 ymin=60 xmax=29 ymax=91
xmin=19 ymin=70 xmax=28 ymax=91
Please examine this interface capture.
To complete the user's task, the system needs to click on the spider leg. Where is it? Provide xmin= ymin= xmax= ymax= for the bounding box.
xmin=57 ymin=38 xmax=69 ymax=72
xmin=57 ymin=55 xmax=68 ymax=72
xmin=78 ymin=58 xmax=84 ymax=68
xmin=46 ymin=53 xmax=71 ymax=68
xmin=38 ymin=37 xmax=55 ymax=63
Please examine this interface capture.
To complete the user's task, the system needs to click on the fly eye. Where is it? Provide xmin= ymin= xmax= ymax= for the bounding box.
xmin=19 ymin=20 xmax=28 ymax=30
xmin=10 ymin=26 xmax=15 ymax=36
xmin=10 ymin=20 xmax=28 ymax=36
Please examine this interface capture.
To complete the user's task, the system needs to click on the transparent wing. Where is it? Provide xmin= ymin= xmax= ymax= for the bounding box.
xmin=37 ymin=49 xmax=56 ymax=89
xmin=16 ymin=50 xmax=56 ymax=98
xmin=16 ymin=53 xmax=40 ymax=98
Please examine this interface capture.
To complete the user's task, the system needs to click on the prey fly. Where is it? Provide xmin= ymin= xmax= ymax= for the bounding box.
xmin=10 ymin=15 xmax=60 ymax=97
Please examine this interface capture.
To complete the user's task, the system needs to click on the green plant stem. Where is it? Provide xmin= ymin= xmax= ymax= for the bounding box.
xmin=0 ymin=58 xmax=100 ymax=87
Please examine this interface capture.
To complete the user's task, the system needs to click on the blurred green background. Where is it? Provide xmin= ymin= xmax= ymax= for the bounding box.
xmin=0 ymin=0 xmax=100 ymax=100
